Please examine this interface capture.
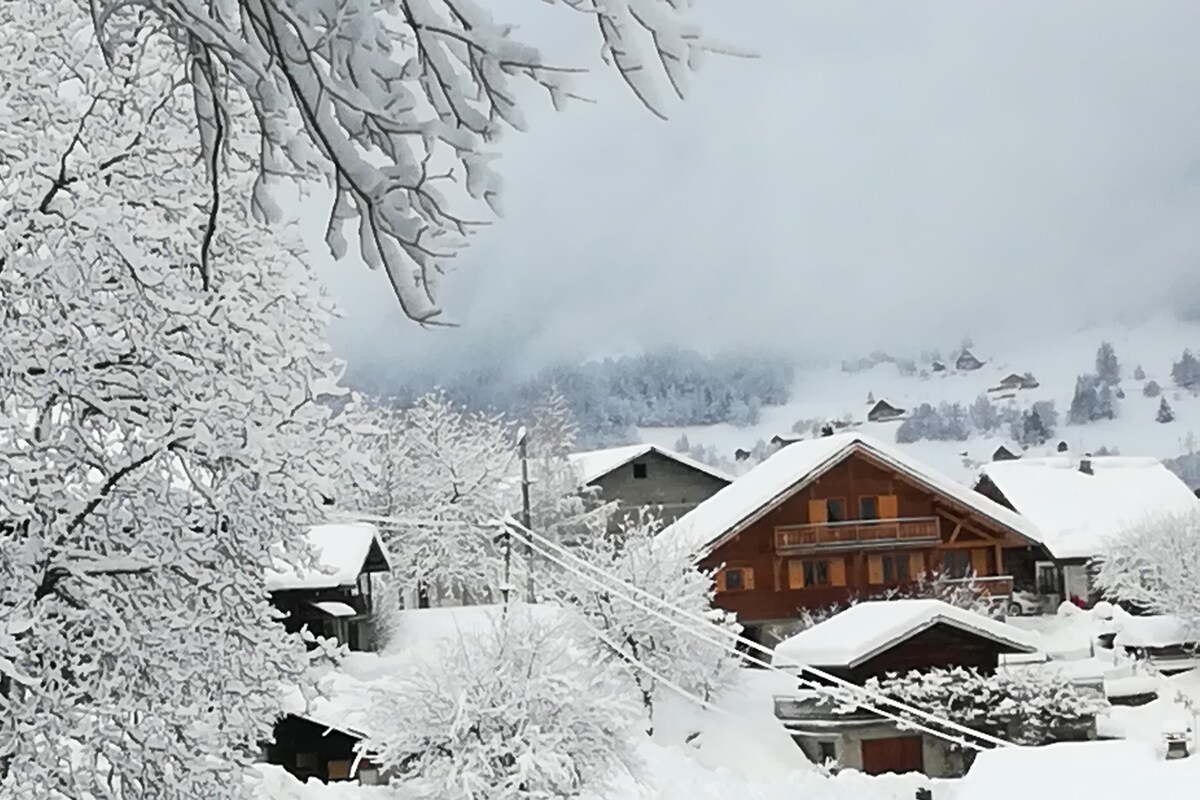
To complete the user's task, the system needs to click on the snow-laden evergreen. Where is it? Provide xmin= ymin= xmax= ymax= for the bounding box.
xmin=0 ymin=3 xmax=352 ymax=795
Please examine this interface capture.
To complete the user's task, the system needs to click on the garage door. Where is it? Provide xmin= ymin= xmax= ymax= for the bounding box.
xmin=861 ymin=736 xmax=924 ymax=775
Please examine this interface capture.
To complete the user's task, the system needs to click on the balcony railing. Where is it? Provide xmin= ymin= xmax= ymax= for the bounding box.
xmin=943 ymin=574 xmax=1014 ymax=597
xmin=774 ymin=516 xmax=941 ymax=553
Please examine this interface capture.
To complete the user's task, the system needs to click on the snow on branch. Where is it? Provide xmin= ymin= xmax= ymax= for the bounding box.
xmin=88 ymin=0 xmax=735 ymax=321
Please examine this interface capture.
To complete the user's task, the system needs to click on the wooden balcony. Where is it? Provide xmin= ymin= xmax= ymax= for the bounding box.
xmin=774 ymin=517 xmax=941 ymax=554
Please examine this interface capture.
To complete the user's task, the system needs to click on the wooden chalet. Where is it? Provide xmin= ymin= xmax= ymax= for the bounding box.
xmin=657 ymin=434 xmax=1046 ymax=642
xmin=568 ymin=443 xmax=732 ymax=528
xmin=265 ymin=714 xmax=381 ymax=784
xmin=866 ymin=399 xmax=905 ymax=423
xmin=974 ymin=456 xmax=1200 ymax=606
xmin=266 ymin=523 xmax=391 ymax=652
xmin=771 ymin=600 xmax=1043 ymax=777
xmin=991 ymin=373 xmax=1037 ymax=392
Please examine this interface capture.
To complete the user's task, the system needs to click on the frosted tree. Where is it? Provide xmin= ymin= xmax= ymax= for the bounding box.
xmin=1134 ymin=364 xmax=1146 ymax=381
xmin=0 ymin=6 xmax=350 ymax=795
xmin=552 ymin=513 xmax=741 ymax=734
xmin=1068 ymin=374 xmax=1100 ymax=424
xmin=1096 ymin=382 xmax=1119 ymax=420
xmin=1018 ymin=409 xmax=1049 ymax=447
xmin=86 ymin=0 xmax=732 ymax=321
xmin=346 ymin=393 xmax=516 ymax=607
xmin=1095 ymin=510 xmax=1200 ymax=626
xmin=867 ymin=391 xmax=876 ymax=405
xmin=1173 ymin=350 xmax=1200 ymax=389
xmin=1144 ymin=380 xmax=1163 ymax=398
xmin=1158 ymin=398 xmax=1176 ymax=424
xmin=1096 ymin=342 xmax=1121 ymax=385
xmin=970 ymin=394 xmax=1001 ymax=433
xmin=360 ymin=610 xmax=640 ymax=799
xmin=525 ymin=389 xmax=613 ymax=547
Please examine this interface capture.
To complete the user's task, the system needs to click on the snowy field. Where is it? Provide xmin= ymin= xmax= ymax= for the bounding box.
xmin=639 ymin=316 xmax=1200 ymax=481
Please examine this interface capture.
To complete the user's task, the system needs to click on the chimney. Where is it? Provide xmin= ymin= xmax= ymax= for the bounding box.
xmin=1079 ymin=456 xmax=1093 ymax=475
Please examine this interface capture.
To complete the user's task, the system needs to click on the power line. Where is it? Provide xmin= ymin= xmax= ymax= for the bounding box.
xmin=354 ymin=511 xmax=1013 ymax=751
xmin=502 ymin=518 xmax=1014 ymax=751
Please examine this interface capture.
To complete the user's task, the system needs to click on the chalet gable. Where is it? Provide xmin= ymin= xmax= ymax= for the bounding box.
xmin=658 ymin=433 xmax=1043 ymax=558
xmin=773 ymin=599 xmax=1037 ymax=671
xmin=568 ymin=443 xmax=733 ymax=486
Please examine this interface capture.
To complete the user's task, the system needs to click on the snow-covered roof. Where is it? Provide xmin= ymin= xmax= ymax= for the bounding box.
xmin=976 ymin=456 xmax=1200 ymax=560
xmin=310 ymin=601 xmax=358 ymax=618
xmin=772 ymin=599 xmax=1038 ymax=669
xmin=568 ymin=443 xmax=734 ymax=485
xmin=657 ymin=432 xmax=1043 ymax=557
xmin=265 ymin=522 xmax=390 ymax=592
xmin=1113 ymin=615 xmax=1198 ymax=648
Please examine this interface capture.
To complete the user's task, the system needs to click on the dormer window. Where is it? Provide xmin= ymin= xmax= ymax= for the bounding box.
xmin=632 ymin=462 xmax=648 ymax=479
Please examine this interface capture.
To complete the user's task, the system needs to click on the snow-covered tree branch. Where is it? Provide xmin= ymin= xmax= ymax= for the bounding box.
xmin=1094 ymin=509 xmax=1200 ymax=625
xmin=1 ymin=4 xmax=354 ymax=794
xmin=87 ymin=0 xmax=731 ymax=321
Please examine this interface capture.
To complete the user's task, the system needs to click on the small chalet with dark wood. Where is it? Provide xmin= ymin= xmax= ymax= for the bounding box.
xmin=956 ymin=350 xmax=984 ymax=371
xmin=569 ymin=443 xmax=732 ymax=528
xmin=867 ymin=399 xmax=905 ymax=423
xmin=771 ymin=600 xmax=1040 ymax=777
xmin=266 ymin=522 xmax=391 ymax=653
xmin=991 ymin=373 xmax=1038 ymax=392
xmin=973 ymin=456 xmax=1200 ymax=606
xmin=657 ymin=433 xmax=1046 ymax=643
xmin=771 ymin=434 xmax=803 ymax=449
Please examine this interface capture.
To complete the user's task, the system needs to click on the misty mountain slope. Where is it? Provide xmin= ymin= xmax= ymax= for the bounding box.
xmin=639 ymin=316 xmax=1200 ymax=483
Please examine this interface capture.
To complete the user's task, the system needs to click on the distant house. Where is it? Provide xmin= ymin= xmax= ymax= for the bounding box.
xmin=991 ymin=373 xmax=1038 ymax=392
xmin=866 ymin=399 xmax=905 ymax=423
xmin=931 ymin=360 xmax=947 ymax=373
xmin=973 ymin=457 xmax=1200 ymax=605
xmin=657 ymin=433 xmax=1046 ymax=644
xmin=569 ymin=443 xmax=732 ymax=528
xmin=771 ymin=600 xmax=1041 ymax=777
xmin=735 ymin=448 xmax=753 ymax=462
xmin=265 ymin=714 xmax=377 ymax=785
xmin=771 ymin=434 xmax=804 ymax=449
xmin=266 ymin=523 xmax=391 ymax=653
xmin=992 ymin=444 xmax=1021 ymax=462
xmin=956 ymin=350 xmax=985 ymax=371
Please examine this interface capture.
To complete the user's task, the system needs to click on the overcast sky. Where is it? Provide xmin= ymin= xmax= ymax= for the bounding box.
xmin=309 ymin=0 xmax=1200 ymax=377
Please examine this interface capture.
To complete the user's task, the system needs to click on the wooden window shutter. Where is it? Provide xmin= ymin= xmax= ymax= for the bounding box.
xmin=808 ymin=499 xmax=828 ymax=524
xmin=829 ymin=558 xmax=847 ymax=587
xmin=788 ymin=560 xmax=806 ymax=589
xmin=743 ymin=567 xmax=755 ymax=590
xmin=908 ymin=552 xmax=926 ymax=579
xmin=878 ymin=494 xmax=899 ymax=519
xmin=716 ymin=570 xmax=727 ymax=592
xmin=970 ymin=548 xmax=990 ymax=577
xmin=867 ymin=554 xmax=884 ymax=585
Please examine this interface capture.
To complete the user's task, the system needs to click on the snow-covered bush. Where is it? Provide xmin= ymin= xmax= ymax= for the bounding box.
xmin=896 ymin=402 xmax=971 ymax=443
xmin=1094 ymin=509 xmax=1200 ymax=626
xmin=1144 ymin=380 xmax=1163 ymax=397
xmin=970 ymin=395 xmax=1001 ymax=433
xmin=1 ymin=3 xmax=348 ymax=794
xmin=360 ymin=611 xmax=640 ymax=800
xmin=1158 ymin=398 xmax=1176 ymax=424
xmin=853 ymin=667 xmax=1106 ymax=746
xmin=1173 ymin=350 xmax=1200 ymax=389
xmin=553 ymin=513 xmax=741 ymax=733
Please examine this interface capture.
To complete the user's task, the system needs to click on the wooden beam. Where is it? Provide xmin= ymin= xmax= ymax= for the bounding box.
xmin=948 ymin=519 xmax=964 ymax=543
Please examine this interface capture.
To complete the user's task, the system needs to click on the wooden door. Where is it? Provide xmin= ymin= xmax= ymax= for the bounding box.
xmin=861 ymin=736 xmax=924 ymax=776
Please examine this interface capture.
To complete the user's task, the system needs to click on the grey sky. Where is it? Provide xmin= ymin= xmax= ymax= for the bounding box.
xmin=310 ymin=1 xmax=1200 ymax=376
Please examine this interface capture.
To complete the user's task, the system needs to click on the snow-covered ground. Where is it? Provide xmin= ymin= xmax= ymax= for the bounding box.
xmin=639 ymin=316 xmax=1200 ymax=481
xmin=258 ymin=603 xmax=1200 ymax=800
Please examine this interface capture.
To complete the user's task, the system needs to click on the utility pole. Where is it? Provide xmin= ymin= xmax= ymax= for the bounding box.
xmin=519 ymin=426 xmax=534 ymax=603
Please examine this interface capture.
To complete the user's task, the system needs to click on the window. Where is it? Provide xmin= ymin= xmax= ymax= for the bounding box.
xmin=826 ymin=498 xmax=846 ymax=522
xmin=1036 ymin=561 xmax=1060 ymax=595
xmin=942 ymin=550 xmax=971 ymax=579
xmin=859 ymin=496 xmax=879 ymax=520
xmin=719 ymin=567 xmax=753 ymax=592
xmin=789 ymin=558 xmax=847 ymax=589
xmin=632 ymin=462 xmax=648 ymax=479
xmin=806 ymin=560 xmax=830 ymax=586
xmin=882 ymin=554 xmax=910 ymax=583
xmin=817 ymin=741 xmax=837 ymax=764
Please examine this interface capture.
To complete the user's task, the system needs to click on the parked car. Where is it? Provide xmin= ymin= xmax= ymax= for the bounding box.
xmin=1004 ymin=590 xmax=1045 ymax=617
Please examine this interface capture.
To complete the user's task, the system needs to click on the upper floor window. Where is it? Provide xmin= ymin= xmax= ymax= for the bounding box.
xmin=787 ymin=557 xmax=847 ymax=589
xmin=859 ymin=496 xmax=879 ymax=520
xmin=826 ymin=498 xmax=846 ymax=522
xmin=632 ymin=462 xmax=648 ymax=479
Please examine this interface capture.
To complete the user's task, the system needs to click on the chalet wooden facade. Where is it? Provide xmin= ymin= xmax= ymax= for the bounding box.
xmin=658 ymin=434 xmax=1046 ymax=639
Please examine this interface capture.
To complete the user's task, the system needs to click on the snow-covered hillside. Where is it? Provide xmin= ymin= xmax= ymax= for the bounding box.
xmin=640 ymin=316 xmax=1200 ymax=482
